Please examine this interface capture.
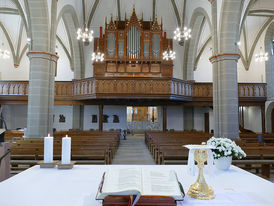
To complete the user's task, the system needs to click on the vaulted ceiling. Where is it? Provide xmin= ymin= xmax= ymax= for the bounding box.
xmin=0 ymin=0 xmax=273 ymax=72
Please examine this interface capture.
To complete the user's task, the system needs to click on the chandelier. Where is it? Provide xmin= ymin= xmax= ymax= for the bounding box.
xmin=77 ymin=25 xmax=94 ymax=43
xmin=173 ymin=27 xmax=191 ymax=46
xmin=255 ymin=47 xmax=269 ymax=62
xmin=0 ymin=48 xmax=10 ymax=59
xmin=163 ymin=46 xmax=176 ymax=61
xmin=92 ymin=39 xmax=104 ymax=62
xmin=91 ymin=51 xmax=104 ymax=62
xmin=77 ymin=0 xmax=93 ymax=43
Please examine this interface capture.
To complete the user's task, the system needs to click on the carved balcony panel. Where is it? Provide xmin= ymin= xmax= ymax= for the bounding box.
xmin=71 ymin=77 xmax=192 ymax=100
xmin=55 ymin=82 xmax=72 ymax=97
xmin=193 ymin=83 xmax=213 ymax=98
xmin=0 ymin=80 xmax=266 ymax=104
xmin=238 ymin=83 xmax=266 ymax=98
xmin=0 ymin=81 xmax=28 ymax=96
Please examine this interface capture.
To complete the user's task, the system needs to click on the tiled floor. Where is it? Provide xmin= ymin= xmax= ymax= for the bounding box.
xmin=112 ymin=134 xmax=155 ymax=165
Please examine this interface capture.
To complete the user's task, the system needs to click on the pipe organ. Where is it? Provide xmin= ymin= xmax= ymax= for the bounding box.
xmin=93 ymin=7 xmax=173 ymax=78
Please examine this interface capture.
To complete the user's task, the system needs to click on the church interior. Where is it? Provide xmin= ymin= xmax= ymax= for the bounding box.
xmin=0 ymin=0 xmax=274 ymax=205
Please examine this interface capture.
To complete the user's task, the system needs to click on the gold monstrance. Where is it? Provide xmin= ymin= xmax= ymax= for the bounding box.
xmin=187 ymin=149 xmax=215 ymax=200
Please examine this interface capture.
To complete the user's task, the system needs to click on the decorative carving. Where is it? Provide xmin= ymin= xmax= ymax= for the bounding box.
xmin=59 ymin=114 xmax=66 ymax=123
xmin=106 ymin=15 xmax=117 ymax=31
xmin=113 ymin=115 xmax=119 ymax=123
xmin=92 ymin=115 xmax=97 ymax=123
xmin=94 ymin=7 xmax=172 ymax=78
xmin=126 ymin=6 xmax=142 ymax=29
xmin=151 ymin=16 xmax=162 ymax=32
xmin=103 ymin=115 xmax=109 ymax=123
xmin=0 ymin=80 xmax=267 ymax=104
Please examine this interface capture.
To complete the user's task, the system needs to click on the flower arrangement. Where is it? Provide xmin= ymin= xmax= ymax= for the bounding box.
xmin=203 ymin=137 xmax=246 ymax=159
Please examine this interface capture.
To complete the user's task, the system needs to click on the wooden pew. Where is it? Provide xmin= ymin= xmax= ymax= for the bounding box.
xmin=9 ymin=131 xmax=120 ymax=174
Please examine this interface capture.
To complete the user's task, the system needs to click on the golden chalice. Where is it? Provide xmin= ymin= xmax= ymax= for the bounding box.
xmin=187 ymin=149 xmax=215 ymax=200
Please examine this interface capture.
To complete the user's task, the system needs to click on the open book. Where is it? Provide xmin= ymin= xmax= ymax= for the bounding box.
xmin=96 ymin=167 xmax=184 ymax=205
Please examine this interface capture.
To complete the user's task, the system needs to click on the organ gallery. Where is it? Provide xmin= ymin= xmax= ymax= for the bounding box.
xmin=93 ymin=7 xmax=173 ymax=78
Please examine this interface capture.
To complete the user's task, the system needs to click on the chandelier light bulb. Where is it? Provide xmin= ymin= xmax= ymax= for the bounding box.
xmin=77 ymin=26 xmax=94 ymax=42
xmin=92 ymin=51 xmax=104 ymax=62
xmin=173 ymin=26 xmax=191 ymax=43
xmin=255 ymin=47 xmax=268 ymax=62
xmin=0 ymin=49 xmax=10 ymax=59
xmin=163 ymin=47 xmax=176 ymax=61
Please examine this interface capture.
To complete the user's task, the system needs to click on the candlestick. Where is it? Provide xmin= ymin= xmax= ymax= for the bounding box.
xmin=61 ymin=135 xmax=71 ymax=164
xmin=44 ymin=134 xmax=53 ymax=163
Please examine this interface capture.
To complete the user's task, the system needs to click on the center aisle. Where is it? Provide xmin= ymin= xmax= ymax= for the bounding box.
xmin=112 ymin=134 xmax=155 ymax=165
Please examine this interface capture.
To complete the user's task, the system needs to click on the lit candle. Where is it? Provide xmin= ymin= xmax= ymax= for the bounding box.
xmin=61 ymin=135 xmax=71 ymax=164
xmin=44 ymin=134 xmax=53 ymax=163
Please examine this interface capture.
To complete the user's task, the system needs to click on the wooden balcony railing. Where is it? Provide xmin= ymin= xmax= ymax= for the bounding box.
xmin=193 ymin=83 xmax=267 ymax=98
xmin=0 ymin=81 xmax=28 ymax=96
xmin=73 ymin=77 xmax=193 ymax=100
xmin=238 ymin=83 xmax=266 ymax=98
xmin=0 ymin=79 xmax=267 ymax=103
xmin=55 ymin=81 xmax=73 ymax=97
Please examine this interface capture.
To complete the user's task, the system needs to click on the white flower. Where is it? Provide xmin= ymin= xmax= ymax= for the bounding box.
xmin=205 ymin=136 xmax=246 ymax=160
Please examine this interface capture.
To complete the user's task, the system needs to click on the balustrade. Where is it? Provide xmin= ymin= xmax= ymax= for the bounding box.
xmin=0 ymin=80 xmax=266 ymax=101
xmin=0 ymin=81 xmax=28 ymax=96
xmin=238 ymin=83 xmax=266 ymax=97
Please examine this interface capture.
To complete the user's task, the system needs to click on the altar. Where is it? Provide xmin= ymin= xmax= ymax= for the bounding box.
xmin=0 ymin=165 xmax=273 ymax=206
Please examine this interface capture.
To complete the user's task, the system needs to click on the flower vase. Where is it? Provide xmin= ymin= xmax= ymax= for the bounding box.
xmin=214 ymin=156 xmax=232 ymax=170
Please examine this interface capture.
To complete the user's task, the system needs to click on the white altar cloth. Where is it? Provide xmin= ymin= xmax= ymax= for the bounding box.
xmin=0 ymin=165 xmax=273 ymax=206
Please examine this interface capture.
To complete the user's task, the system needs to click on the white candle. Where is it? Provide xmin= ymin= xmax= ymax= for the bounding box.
xmin=44 ymin=134 xmax=53 ymax=163
xmin=61 ymin=135 xmax=71 ymax=164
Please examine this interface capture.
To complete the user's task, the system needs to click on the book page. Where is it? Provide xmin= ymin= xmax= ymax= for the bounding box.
xmin=102 ymin=167 xmax=142 ymax=193
xmin=142 ymin=169 xmax=183 ymax=200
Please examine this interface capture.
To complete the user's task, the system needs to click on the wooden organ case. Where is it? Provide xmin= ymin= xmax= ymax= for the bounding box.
xmin=93 ymin=7 xmax=173 ymax=78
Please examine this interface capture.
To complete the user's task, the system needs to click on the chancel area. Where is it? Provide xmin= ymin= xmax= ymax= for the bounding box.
xmin=1 ymin=0 xmax=274 ymax=205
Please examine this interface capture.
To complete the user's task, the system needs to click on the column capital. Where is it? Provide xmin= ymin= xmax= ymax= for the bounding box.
xmin=27 ymin=51 xmax=59 ymax=62
xmin=209 ymin=53 xmax=240 ymax=64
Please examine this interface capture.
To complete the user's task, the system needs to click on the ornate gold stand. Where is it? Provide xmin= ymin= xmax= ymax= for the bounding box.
xmin=187 ymin=149 xmax=215 ymax=200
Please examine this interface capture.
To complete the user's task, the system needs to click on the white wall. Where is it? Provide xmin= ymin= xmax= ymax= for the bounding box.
xmin=103 ymin=105 xmax=127 ymax=130
xmin=243 ymin=106 xmax=262 ymax=133
xmin=1 ymin=105 xmax=27 ymax=130
xmin=167 ymin=106 xmax=184 ymax=131
xmin=193 ymin=107 xmax=213 ymax=132
xmin=0 ymin=25 xmax=29 ymax=80
xmin=83 ymin=105 xmax=99 ymax=130
xmin=84 ymin=40 xmax=94 ymax=78
xmin=55 ymin=41 xmax=74 ymax=81
xmin=173 ymin=41 xmax=184 ymax=80
xmin=83 ymin=105 xmax=127 ymax=130
xmin=1 ymin=105 xmax=75 ymax=131
xmin=53 ymin=106 xmax=73 ymax=131
xmin=238 ymin=22 xmax=268 ymax=83
xmin=194 ymin=40 xmax=213 ymax=82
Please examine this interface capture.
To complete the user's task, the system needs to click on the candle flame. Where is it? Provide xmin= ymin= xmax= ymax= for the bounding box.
xmin=66 ymin=135 xmax=68 ymax=137
xmin=48 ymin=133 xmax=50 ymax=137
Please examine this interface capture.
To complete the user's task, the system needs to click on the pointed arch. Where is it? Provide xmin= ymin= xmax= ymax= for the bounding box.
xmin=266 ymin=101 xmax=274 ymax=133
xmin=264 ymin=21 xmax=274 ymax=101
xmin=58 ymin=5 xmax=84 ymax=79
xmin=0 ymin=21 xmax=16 ymax=63
xmin=184 ymin=7 xmax=212 ymax=80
